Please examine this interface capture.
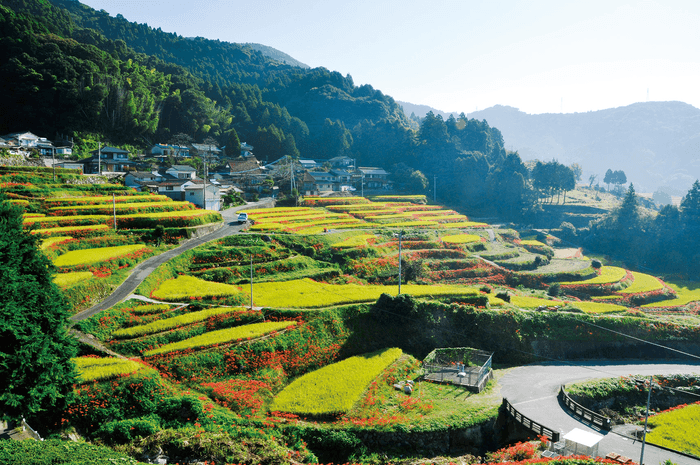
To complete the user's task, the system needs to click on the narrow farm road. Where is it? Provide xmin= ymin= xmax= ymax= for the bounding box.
xmin=500 ymin=360 xmax=700 ymax=464
xmin=70 ymin=198 xmax=274 ymax=322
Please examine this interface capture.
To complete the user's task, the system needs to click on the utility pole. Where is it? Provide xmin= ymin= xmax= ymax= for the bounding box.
xmin=97 ymin=140 xmax=101 ymax=175
xmin=398 ymin=230 xmax=403 ymax=295
xmin=433 ymin=175 xmax=437 ymax=203
xmin=250 ymin=254 xmax=254 ymax=311
xmin=361 ymin=175 xmax=364 ymax=198
xmin=112 ymin=193 xmax=117 ymax=230
xmin=203 ymin=144 xmax=209 ymax=210
xmin=640 ymin=376 xmax=653 ymax=465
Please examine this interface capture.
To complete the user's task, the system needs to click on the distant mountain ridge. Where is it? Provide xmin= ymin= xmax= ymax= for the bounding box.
xmin=465 ymin=102 xmax=700 ymax=193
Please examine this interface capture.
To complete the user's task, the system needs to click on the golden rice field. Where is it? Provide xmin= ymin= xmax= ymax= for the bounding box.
xmin=73 ymin=356 xmax=144 ymax=383
xmin=270 ymin=348 xmax=403 ymax=415
xmin=111 ymin=307 xmax=243 ymax=339
xmin=441 ymin=221 xmax=488 ymax=228
xmin=40 ymin=235 xmax=73 ymax=250
xmin=559 ymin=266 xmax=628 ymax=285
xmin=642 ymin=281 xmax=700 ymax=308
xmin=31 ymin=224 xmax=110 ymax=237
xmin=331 ymin=234 xmax=376 ymax=248
xmin=441 ymin=234 xmax=482 ymax=244
xmin=53 ymin=271 xmax=93 ymax=288
xmin=566 ymin=301 xmax=627 ymax=314
xmin=519 ymin=239 xmax=546 ymax=246
xmin=646 ymin=404 xmax=700 ymax=457
xmin=248 ymin=278 xmax=480 ymax=308
xmin=509 ymin=295 xmax=563 ymax=309
xmin=144 ymin=321 xmax=296 ymax=356
xmin=617 ymin=271 xmax=665 ymax=294
xmin=53 ymin=244 xmax=149 ymax=267
xmin=151 ymin=275 xmax=242 ymax=301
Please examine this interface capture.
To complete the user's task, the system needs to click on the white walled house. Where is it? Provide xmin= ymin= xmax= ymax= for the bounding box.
xmin=165 ymin=165 xmax=197 ymax=180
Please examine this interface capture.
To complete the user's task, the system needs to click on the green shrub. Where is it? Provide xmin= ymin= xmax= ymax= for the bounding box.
xmin=95 ymin=415 xmax=161 ymax=444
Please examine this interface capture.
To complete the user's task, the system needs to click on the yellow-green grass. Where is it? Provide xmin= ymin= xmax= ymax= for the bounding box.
xmin=326 ymin=204 xmax=389 ymax=212
xmin=40 ymin=235 xmax=73 ymax=250
xmin=442 ymin=221 xmax=489 ymax=228
xmin=73 ymin=356 xmax=144 ymax=383
xmin=559 ymin=266 xmax=627 ymax=285
xmin=566 ymin=301 xmax=627 ymax=314
xmin=646 ymin=404 xmax=700 ymax=457
xmin=111 ymin=307 xmax=243 ymax=339
xmin=441 ymin=234 xmax=482 ymax=244
xmin=331 ymin=234 xmax=376 ymax=248
xmin=30 ymin=224 xmax=110 ymax=237
xmin=247 ymin=210 xmax=323 ymax=220
xmin=53 ymin=271 xmax=93 ymax=288
xmin=642 ymin=281 xmax=700 ymax=308
xmin=144 ymin=321 xmax=295 ymax=356
xmin=270 ymin=348 xmax=403 ymax=415
xmin=618 ymin=271 xmax=665 ymax=294
xmin=510 ymin=295 xmax=563 ymax=309
xmin=53 ymin=244 xmax=149 ymax=267
xmin=248 ymin=278 xmax=480 ymax=308
xmin=151 ymin=275 xmax=242 ymax=301
xmin=520 ymin=239 xmax=546 ymax=246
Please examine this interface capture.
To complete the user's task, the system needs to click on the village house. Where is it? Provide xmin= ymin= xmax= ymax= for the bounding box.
xmin=0 ymin=132 xmax=56 ymax=156
xmin=357 ymin=167 xmax=392 ymax=190
xmin=81 ymin=146 xmax=139 ymax=174
xmin=124 ymin=171 xmax=163 ymax=192
xmin=149 ymin=144 xmax=190 ymax=161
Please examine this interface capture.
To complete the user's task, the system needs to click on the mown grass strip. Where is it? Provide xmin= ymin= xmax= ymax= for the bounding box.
xmin=30 ymin=224 xmax=110 ymax=237
xmin=151 ymin=275 xmax=242 ymax=301
xmin=53 ymin=244 xmax=149 ymax=267
xmin=144 ymin=321 xmax=295 ymax=356
xmin=441 ymin=221 xmax=489 ymax=228
xmin=73 ymin=356 xmax=144 ymax=383
xmin=248 ymin=278 xmax=479 ymax=308
xmin=271 ymin=348 xmax=403 ymax=415
xmin=111 ymin=307 xmax=242 ymax=339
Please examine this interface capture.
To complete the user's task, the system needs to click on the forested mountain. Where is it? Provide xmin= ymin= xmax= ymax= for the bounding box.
xmin=1 ymin=0 xmax=542 ymax=218
xmin=243 ymin=43 xmax=309 ymax=69
xmin=467 ymin=103 xmax=700 ymax=194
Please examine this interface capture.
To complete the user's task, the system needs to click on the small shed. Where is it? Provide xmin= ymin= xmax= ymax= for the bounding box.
xmin=563 ymin=428 xmax=604 ymax=457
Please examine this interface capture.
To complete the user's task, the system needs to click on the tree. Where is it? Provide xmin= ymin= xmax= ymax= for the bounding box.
xmin=570 ymin=163 xmax=583 ymax=182
xmin=616 ymin=183 xmax=639 ymax=232
xmin=588 ymin=174 xmax=597 ymax=188
xmin=604 ymin=169 xmax=614 ymax=191
xmin=0 ymin=202 xmax=77 ymax=426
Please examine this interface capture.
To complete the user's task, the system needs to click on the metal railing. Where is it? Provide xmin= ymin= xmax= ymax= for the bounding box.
xmin=502 ymin=398 xmax=561 ymax=442
xmin=558 ymin=386 xmax=612 ymax=430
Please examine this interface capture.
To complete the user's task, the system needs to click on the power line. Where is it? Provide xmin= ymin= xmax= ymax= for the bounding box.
xmin=578 ymin=319 xmax=700 ymax=361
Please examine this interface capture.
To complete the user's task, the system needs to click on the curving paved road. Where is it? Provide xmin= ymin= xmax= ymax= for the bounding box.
xmin=70 ymin=199 xmax=273 ymax=322
xmin=500 ymin=360 xmax=700 ymax=464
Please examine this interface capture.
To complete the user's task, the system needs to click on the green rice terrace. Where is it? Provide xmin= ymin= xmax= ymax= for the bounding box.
xmin=3 ymin=166 xmax=700 ymax=465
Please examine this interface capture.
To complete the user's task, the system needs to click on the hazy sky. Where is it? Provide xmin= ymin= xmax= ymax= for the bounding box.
xmin=80 ymin=0 xmax=700 ymax=115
